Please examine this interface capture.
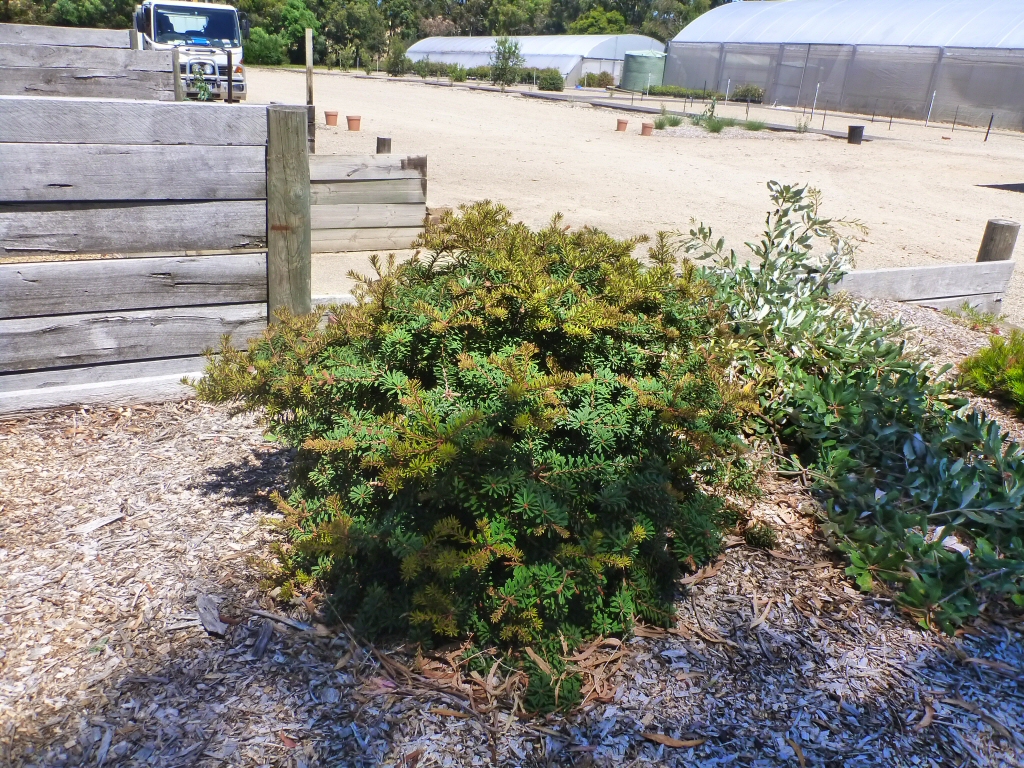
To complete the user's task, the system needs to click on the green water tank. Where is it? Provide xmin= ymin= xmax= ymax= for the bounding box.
xmin=620 ymin=50 xmax=666 ymax=92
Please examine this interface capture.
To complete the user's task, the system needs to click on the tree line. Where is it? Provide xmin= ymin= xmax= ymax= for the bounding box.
xmin=0 ymin=0 xmax=720 ymax=67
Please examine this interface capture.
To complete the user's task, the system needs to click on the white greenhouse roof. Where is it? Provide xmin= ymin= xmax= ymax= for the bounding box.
xmin=672 ymin=0 xmax=1024 ymax=49
xmin=407 ymin=35 xmax=664 ymax=74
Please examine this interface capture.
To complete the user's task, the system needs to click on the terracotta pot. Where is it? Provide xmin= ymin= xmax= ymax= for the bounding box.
xmin=616 ymin=118 xmax=628 ymax=131
xmin=346 ymin=115 xmax=361 ymax=131
xmin=324 ymin=110 xmax=339 ymax=126
xmin=641 ymin=122 xmax=654 ymax=136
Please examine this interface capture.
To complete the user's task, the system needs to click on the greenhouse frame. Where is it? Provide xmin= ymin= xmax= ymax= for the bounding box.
xmin=667 ymin=0 xmax=1024 ymax=128
xmin=407 ymin=35 xmax=664 ymax=86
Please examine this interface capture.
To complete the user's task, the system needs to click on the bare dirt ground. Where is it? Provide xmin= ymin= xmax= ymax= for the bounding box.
xmin=248 ymin=68 xmax=1024 ymax=325
xmin=3 ymin=310 xmax=1024 ymax=767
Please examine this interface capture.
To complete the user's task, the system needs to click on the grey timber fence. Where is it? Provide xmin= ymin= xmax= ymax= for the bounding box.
xmin=0 ymin=96 xmax=311 ymax=416
xmin=0 ymin=22 xmax=178 ymax=101
xmin=309 ymin=154 xmax=427 ymax=252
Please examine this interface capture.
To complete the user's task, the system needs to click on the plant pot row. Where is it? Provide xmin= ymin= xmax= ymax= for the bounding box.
xmin=324 ymin=111 xmax=361 ymax=131
xmin=615 ymin=118 xmax=655 ymax=136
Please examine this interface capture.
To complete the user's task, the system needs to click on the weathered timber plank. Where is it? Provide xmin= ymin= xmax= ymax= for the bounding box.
xmin=0 ymin=44 xmax=173 ymax=71
xmin=310 ymin=178 xmax=426 ymax=205
xmin=309 ymin=155 xmax=427 ymax=183
xmin=0 ymin=144 xmax=267 ymax=203
xmin=0 ymin=67 xmax=175 ymax=100
xmin=0 ymin=303 xmax=266 ymax=372
xmin=0 ymin=96 xmax=269 ymax=145
xmin=0 ymin=201 xmax=267 ymax=255
xmin=0 ymin=356 xmax=207 ymax=394
xmin=0 ymin=23 xmax=130 ymax=48
xmin=835 ymin=261 xmax=1015 ymax=301
xmin=312 ymin=226 xmax=423 ymax=253
xmin=311 ymin=203 xmax=426 ymax=230
xmin=267 ymin=106 xmax=312 ymax=318
xmin=0 ymin=368 xmax=204 ymax=417
xmin=0 ymin=253 xmax=267 ymax=319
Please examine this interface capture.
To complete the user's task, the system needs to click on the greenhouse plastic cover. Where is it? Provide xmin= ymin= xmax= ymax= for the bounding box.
xmin=672 ymin=0 xmax=1024 ymax=49
xmin=407 ymin=35 xmax=664 ymax=74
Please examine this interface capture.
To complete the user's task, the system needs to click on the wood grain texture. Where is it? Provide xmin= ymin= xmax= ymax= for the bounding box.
xmin=310 ymin=178 xmax=426 ymax=205
xmin=0 ymin=43 xmax=173 ymax=71
xmin=0 ymin=303 xmax=267 ymax=371
xmin=312 ymin=226 xmax=423 ymax=253
xmin=0 ymin=96 xmax=269 ymax=145
xmin=267 ymin=106 xmax=312 ymax=318
xmin=911 ymin=293 xmax=1004 ymax=315
xmin=0 ymin=67 xmax=176 ymax=100
xmin=0 ymin=23 xmax=130 ymax=48
xmin=1 ymin=253 xmax=267 ymax=319
xmin=311 ymin=203 xmax=426 ymax=230
xmin=0 ymin=367 xmax=204 ymax=416
xmin=309 ymin=154 xmax=428 ymax=183
xmin=0 ymin=201 xmax=267 ymax=255
xmin=0 ymin=144 xmax=267 ymax=203
xmin=0 ymin=356 xmax=207 ymax=394
xmin=836 ymin=261 xmax=1016 ymax=301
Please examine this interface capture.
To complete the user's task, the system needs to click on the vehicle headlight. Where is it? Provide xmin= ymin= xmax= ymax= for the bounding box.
xmin=203 ymin=63 xmax=215 ymax=75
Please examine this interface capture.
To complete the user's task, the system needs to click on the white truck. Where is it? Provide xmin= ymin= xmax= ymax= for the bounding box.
xmin=133 ymin=0 xmax=250 ymax=100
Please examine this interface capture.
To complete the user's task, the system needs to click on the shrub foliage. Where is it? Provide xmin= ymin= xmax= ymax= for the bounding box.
xmin=537 ymin=68 xmax=564 ymax=91
xmin=198 ymin=203 xmax=751 ymax=648
xmin=960 ymin=329 xmax=1024 ymax=414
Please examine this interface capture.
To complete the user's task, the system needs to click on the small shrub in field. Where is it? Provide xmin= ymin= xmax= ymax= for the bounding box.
xmin=704 ymin=117 xmax=726 ymax=133
xmin=490 ymin=36 xmax=524 ymax=88
xmin=581 ymin=71 xmax=615 ymax=88
xmin=744 ymin=522 xmax=778 ymax=550
xmin=466 ymin=65 xmax=491 ymax=80
xmin=537 ymin=68 xmax=564 ymax=91
xmin=648 ymin=85 xmax=725 ymax=100
xmin=450 ymin=64 xmax=468 ymax=82
xmin=943 ymin=301 xmax=1003 ymax=333
xmin=197 ymin=203 xmax=752 ymax=659
xmin=653 ymin=116 xmax=668 ymax=129
xmin=744 ymin=120 xmax=766 ymax=131
xmin=385 ymin=43 xmax=412 ymax=76
xmin=960 ymin=329 xmax=1024 ymax=413
xmin=730 ymin=84 xmax=764 ymax=103
xmin=795 ymin=117 xmax=810 ymax=133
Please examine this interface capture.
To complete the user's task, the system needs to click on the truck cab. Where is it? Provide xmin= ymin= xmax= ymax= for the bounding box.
xmin=134 ymin=0 xmax=249 ymax=100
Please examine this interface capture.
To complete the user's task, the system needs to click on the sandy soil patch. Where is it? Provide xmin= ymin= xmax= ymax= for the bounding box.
xmin=248 ymin=69 xmax=1024 ymax=325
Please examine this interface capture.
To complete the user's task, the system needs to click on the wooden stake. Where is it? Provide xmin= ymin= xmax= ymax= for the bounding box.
xmin=305 ymin=28 xmax=314 ymax=106
xmin=171 ymin=48 xmax=185 ymax=101
xmin=977 ymin=219 xmax=1019 ymax=262
xmin=266 ymin=106 xmax=311 ymax=320
xmin=985 ymin=113 xmax=994 ymax=142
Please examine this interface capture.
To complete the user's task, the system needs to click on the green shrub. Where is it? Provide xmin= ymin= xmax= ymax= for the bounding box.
xmin=243 ymin=27 xmax=287 ymax=66
xmin=943 ymin=302 xmax=1003 ymax=333
xmin=744 ymin=522 xmax=778 ymax=550
xmin=704 ymin=117 xmax=726 ymax=133
xmin=537 ymin=68 xmax=564 ymax=92
xmin=581 ymin=71 xmax=615 ymax=88
xmin=684 ymin=182 xmax=1024 ymax=633
xmin=744 ymin=120 xmax=766 ymax=131
xmin=385 ymin=43 xmax=412 ymax=76
xmin=960 ymin=330 xmax=1024 ymax=413
xmin=490 ymin=37 xmax=524 ymax=89
xmin=730 ymin=84 xmax=764 ymax=103
xmin=197 ymin=203 xmax=752 ymax=651
xmin=466 ymin=65 xmax=492 ymax=80
xmin=653 ymin=116 xmax=668 ymax=129
xmin=450 ymin=64 xmax=468 ymax=82
xmin=648 ymin=85 xmax=725 ymax=100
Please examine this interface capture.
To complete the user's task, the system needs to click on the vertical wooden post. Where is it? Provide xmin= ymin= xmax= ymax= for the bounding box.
xmin=129 ymin=29 xmax=140 ymax=49
xmin=305 ymin=28 xmax=315 ymax=154
xmin=977 ymin=219 xmax=1019 ymax=263
xmin=266 ymin=106 xmax=311 ymax=319
xmin=171 ymin=48 xmax=185 ymax=101
xmin=305 ymin=28 xmax=314 ymax=106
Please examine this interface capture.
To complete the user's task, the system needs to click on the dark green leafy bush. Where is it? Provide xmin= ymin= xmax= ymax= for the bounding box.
xmin=684 ymin=182 xmax=1024 ymax=633
xmin=960 ymin=330 xmax=1024 ymax=414
xmin=466 ymin=65 xmax=492 ymax=80
xmin=385 ymin=43 xmax=412 ymax=76
xmin=450 ymin=64 xmax=468 ymax=82
xmin=198 ymin=203 xmax=752 ymax=650
xmin=243 ymin=27 xmax=287 ymax=66
xmin=581 ymin=71 xmax=615 ymax=88
xmin=537 ymin=69 xmax=564 ymax=92
xmin=744 ymin=522 xmax=778 ymax=550
xmin=730 ymin=84 xmax=764 ymax=103
xmin=648 ymin=85 xmax=725 ymax=100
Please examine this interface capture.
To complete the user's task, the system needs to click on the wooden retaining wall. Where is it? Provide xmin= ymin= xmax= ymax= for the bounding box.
xmin=0 ymin=96 xmax=311 ymax=416
xmin=0 ymin=22 xmax=177 ymax=100
xmin=310 ymin=154 xmax=427 ymax=252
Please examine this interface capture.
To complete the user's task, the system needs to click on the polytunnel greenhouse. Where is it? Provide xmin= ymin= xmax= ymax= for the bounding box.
xmin=667 ymin=0 xmax=1024 ymax=128
xmin=406 ymin=35 xmax=664 ymax=86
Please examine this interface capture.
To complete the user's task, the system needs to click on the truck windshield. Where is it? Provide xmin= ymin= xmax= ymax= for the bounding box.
xmin=153 ymin=6 xmax=239 ymax=47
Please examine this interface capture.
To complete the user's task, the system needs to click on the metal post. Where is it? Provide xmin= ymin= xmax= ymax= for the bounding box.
xmin=725 ymin=78 xmax=731 ymax=102
xmin=871 ymin=98 xmax=877 ymax=123
xmin=810 ymin=82 xmax=820 ymax=120
xmin=985 ymin=112 xmax=994 ymax=141
xmin=889 ymin=113 xmax=893 ymax=130
xmin=821 ymin=100 xmax=827 ymax=130
xmin=925 ymin=89 xmax=936 ymax=126
xmin=952 ymin=105 xmax=959 ymax=132
xmin=703 ymin=79 xmax=707 ymax=101
xmin=746 ymin=98 xmax=750 ymax=120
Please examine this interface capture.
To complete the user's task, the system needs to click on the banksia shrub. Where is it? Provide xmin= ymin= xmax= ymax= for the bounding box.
xmin=197 ymin=203 xmax=751 ymax=649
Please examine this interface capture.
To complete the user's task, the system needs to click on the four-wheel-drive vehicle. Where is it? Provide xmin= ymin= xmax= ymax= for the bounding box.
xmin=134 ymin=0 xmax=250 ymax=100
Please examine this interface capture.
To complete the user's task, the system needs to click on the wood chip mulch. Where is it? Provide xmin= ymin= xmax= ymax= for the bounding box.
xmin=2 ymin=305 xmax=1023 ymax=767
